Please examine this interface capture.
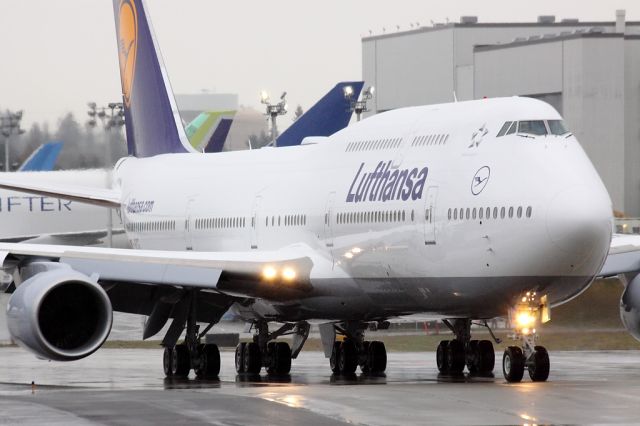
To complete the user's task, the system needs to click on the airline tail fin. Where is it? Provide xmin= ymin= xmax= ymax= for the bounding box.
xmin=112 ymin=0 xmax=196 ymax=157
xmin=185 ymin=111 xmax=236 ymax=153
xmin=276 ymin=81 xmax=364 ymax=147
xmin=18 ymin=142 xmax=63 ymax=172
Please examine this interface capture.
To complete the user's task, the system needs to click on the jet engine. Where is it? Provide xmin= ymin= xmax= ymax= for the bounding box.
xmin=7 ymin=263 xmax=112 ymax=361
xmin=620 ymin=274 xmax=640 ymax=341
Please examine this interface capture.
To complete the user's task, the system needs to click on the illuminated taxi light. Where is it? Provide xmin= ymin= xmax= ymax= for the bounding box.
xmin=521 ymin=297 xmax=527 ymax=303
xmin=351 ymin=247 xmax=362 ymax=254
xmin=522 ymin=327 xmax=531 ymax=335
xmin=344 ymin=252 xmax=354 ymax=259
xmin=282 ymin=267 xmax=296 ymax=281
xmin=516 ymin=311 xmax=536 ymax=328
xmin=262 ymin=266 xmax=278 ymax=280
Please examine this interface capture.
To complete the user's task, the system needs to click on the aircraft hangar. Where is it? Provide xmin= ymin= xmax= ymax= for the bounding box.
xmin=362 ymin=11 xmax=640 ymax=216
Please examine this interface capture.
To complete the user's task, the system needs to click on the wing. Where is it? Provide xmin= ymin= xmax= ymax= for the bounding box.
xmin=599 ymin=234 xmax=640 ymax=277
xmin=0 ymin=176 xmax=120 ymax=208
xmin=0 ymin=242 xmax=315 ymax=296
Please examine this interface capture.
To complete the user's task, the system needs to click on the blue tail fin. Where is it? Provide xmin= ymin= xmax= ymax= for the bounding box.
xmin=19 ymin=142 xmax=63 ymax=172
xmin=276 ymin=81 xmax=364 ymax=147
xmin=113 ymin=0 xmax=195 ymax=157
xmin=204 ymin=117 xmax=234 ymax=153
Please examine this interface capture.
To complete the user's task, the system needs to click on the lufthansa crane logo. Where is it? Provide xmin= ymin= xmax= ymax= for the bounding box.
xmin=117 ymin=0 xmax=138 ymax=107
xmin=471 ymin=166 xmax=490 ymax=195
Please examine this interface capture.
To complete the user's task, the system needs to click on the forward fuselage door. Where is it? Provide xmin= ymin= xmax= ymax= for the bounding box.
xmin=324 ymin=192 xmax=336 ymax=254
xmin=250 ymin=195 xmax=262 ymax=249
xmin=424 ymin=186 xmax=439 ymax=245
xmin=185 ymin=197 xmax=196 ymax=250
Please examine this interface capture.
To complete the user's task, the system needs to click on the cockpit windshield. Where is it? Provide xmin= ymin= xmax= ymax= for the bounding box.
xmin=496 ymin=119 xmax=571 ymax=138
xmin=518 ymin=120 xmax=547 ymax=136
xmin=547 ymin=120 xmax=569 ymax=135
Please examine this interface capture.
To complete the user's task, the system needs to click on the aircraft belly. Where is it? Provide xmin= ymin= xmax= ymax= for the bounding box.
xmin=265 ymin=274 xmax=593 ymax=321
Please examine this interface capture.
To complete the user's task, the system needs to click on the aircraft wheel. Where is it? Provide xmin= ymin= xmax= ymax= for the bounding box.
xmin=163 ymin=346 xmax=173 ymax=377
xmin=477 ymin=340 xmax=495 ymax=373
xmin=235 ymin=342 xmax=246 ymax=373
xmin=446 ymin=339 xmax=465 ymax=373
xmin=196 ymin=344 xmax=220 ymax=378
xmin=329 ymin=341 xmax=341 ymax=374
xmin=503 ymin=346 xmax=525 ymax=383
xmin=528 ymin=346 xmax=550 ymax=382
xmin=368 ymin=341 xmax=387 ymax=373
xmin=436 ymin=340 xmax=449 ymax=373
xmin=243 ymin=342 xmax=262 ymax=374
xmin=466 ymin=340 xmax=479 ymax=373
xmin=272 ymin=341 xmax=292 ymax=375
xmin=338 ymin=339 xmax=358 ymax=374
xmin=171 ymin=344 xmax=190 ymax=377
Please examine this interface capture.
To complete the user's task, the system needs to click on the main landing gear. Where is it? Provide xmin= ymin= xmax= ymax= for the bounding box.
xmin=234 ymin=321 xmax=310 ymax=375
xmin=502 ymin=292 xmax=551 ymax=383
xmin=329 ymin=322 xmax=387 ymax=375
xmin=436 ymin=319 xmax=496 ymax=375
xmin=162 ymin=293 xmax=220 ymax=379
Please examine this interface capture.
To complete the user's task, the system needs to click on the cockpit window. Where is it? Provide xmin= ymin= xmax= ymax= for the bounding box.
xmin=548 ymin=120 xmax=569 ymax=135
xmin=518 ymin=120 xmax=547 ymax=136
xmin=506 ymin=121 xmax=517 ymax=135
xmin=497 ymin=121 xmax=512 ymax=137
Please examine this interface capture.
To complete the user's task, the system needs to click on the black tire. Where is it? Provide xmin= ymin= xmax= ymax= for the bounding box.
xmin=447 ymin=339 xmax=465 ymax=373
xmin=477 ymin=340 xmax=495 ymax=373
xmin=368 ymin=341 xmax=387 ymax=373
xmin=171 ymin=344 xmax=190 ymax=377
xmin=243 ymin=342 xmax=262 ymax=374
xmin=502 ymin=346 xmax=525 ymax=383
xmin=360 ymin=341 xmax=371 ymax=373
xmin=266 ymin=342 xmax=278 ymax=374
xmin=163 ymin=346 xmax=173 ymax=377
xmin=329 ymin=341 xmax=341 ymax=374
xmin=436 ymin=340 xmax=449 ymax=373
xmin=528 ymin=346 xmax=550 ymax=382
xmin=467 ymin=340 xmax=479 ymax=373
xmin=235 ymin=342 xmax=246 ymax=373
xmin=196 ymin=344 xmax=220 ymax=378
xmin=338 ymin=340 xmax=358 ymax=374
xmin=273 ymin=341 xmax=292 ymax=375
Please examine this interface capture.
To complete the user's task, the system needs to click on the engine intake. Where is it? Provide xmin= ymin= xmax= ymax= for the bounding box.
xmin=7 ymin=264 xmax=112 ymax=361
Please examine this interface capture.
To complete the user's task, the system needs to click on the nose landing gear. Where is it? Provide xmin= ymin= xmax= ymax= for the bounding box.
xmin=503 ymin=293 xmax=551 ymax=383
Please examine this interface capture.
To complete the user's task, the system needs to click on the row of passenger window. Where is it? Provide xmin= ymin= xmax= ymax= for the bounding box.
xmin=496 ymin=120 xmax=569 ymax=137
xmin=196 ymin=216 xmax=246 ymax=230
xmin=447 ymin=206 xmax=533 ymax=221
xmin=127 ymin=220 xmax=176 ymax=233
xmin=411 ymin=134 xmax=450 ymax=147
xmin=336 ymin=209 xmax=415 ymax=225
xmin=264 ymin=214 xmax=307 ymax=227
xmin=345 ymin=138 xmax=402 ymax=153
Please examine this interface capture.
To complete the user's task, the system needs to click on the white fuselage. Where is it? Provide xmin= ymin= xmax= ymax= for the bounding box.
xmin=115 ymin=98 xmax=613 ymax=320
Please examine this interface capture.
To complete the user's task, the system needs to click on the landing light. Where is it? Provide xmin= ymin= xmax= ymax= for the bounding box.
xmin=262 ymin=266 xmax=277 ymax=281
xmin=282 ymin=267 xmax=296 ymax=282
xmin=516 ymin=311 xmax=536 ymax=328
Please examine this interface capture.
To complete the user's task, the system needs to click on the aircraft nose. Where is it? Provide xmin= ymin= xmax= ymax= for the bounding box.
xmin=546 ymin=185 xmax=612 ymax=256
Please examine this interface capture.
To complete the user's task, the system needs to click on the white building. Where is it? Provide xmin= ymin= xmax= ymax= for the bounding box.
xmin=362 ymin=12 xmax=640 ymax=215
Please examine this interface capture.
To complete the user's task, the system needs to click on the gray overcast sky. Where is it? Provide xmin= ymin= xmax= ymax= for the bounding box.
xmin=2 ymin=0 xmax=640 ymax=128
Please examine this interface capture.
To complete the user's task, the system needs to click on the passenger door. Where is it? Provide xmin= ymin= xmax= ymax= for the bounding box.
xmin=424 ymin=186 xmax=438 ymax=245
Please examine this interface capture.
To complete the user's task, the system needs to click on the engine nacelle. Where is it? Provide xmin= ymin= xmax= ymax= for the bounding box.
xmin=620 ymin=274 xmax=640 ymax=342
xmin=7 ymin=263 xmax=112 ymax=361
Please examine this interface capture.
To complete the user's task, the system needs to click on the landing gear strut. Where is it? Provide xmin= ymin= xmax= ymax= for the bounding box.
xmin=163 ymin=291 xmax=220 ymax=379
xmin=234 ymin=321 xmax=309 ymax=375
xmin=436 ymin=319 xmax=495 ymax=375
xmin=503 ymin=292 xmax=550 ymax=383
xmin=329 ymin=322 xmax=387 ymax=375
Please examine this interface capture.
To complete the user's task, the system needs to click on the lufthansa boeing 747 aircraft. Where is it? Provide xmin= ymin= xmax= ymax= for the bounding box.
xmin=0 ymin=0 xmax=638 ymax=384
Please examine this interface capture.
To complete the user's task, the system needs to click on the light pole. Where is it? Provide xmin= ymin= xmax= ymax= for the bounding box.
xmin=344 ymin=86 xmax=375 ymax=122
xmin=260 ymin=90 xmax=288 ymax=146
xmin=86 ymin=102 xmax=125 ymax=248
xmin=0 ymin=110 xmax=25 ymax=172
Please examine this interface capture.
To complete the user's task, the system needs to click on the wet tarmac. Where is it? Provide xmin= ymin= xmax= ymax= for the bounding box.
xmin=1 ymin=348 xmax=639 ymax=425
